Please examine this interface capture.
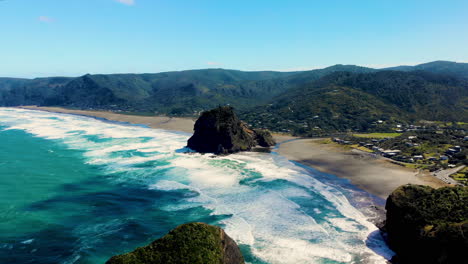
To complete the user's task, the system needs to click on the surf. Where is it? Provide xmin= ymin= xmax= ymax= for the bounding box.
xmin=0 ymin=108 xmax=393 ymax=264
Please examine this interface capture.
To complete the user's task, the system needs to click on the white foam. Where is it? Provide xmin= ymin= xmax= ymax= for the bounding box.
xmin=0 ymin=108 xmax=394 ymax=263
xmin=20 ymin=239 xmax=34 ymax=244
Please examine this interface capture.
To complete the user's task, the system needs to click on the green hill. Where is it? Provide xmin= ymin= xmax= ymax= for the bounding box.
xmin=0 ymin=77 xmax=72 ymax=106
xmin=0 ymin=67 xmax=372 ymax=114
xmin=1 ymin=61 xmax=467 ymax=134
xmin=240 ymin=71 xmax=468 ymax=135
xmin=386 ymin=61 xmax=468 ymax=79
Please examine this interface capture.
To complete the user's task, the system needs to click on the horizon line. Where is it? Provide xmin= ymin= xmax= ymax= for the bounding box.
xmin=2 ymin=60 xmax=466 ymax=79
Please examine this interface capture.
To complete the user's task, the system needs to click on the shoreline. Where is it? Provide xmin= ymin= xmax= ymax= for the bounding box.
xmin=19 ymin=106 xmax=196 ymax=134
xmin=17 ymin=106 xmax=447 ymax=199
xmin=276 ymin=138 xmax=448 ymax=199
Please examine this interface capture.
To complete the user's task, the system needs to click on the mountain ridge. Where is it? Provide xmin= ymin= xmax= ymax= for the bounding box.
xmin=1 ymin=61 xmax=467 ymax=134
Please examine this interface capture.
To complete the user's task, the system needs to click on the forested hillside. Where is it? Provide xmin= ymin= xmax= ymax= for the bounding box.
xmin=240 ymin=71 xmax=468 ymax=135
xmin=1 ymin=61 xmax=467 ymax=134
xmin=386 ymin=61 xmax=468 ymax=80
xmin=0 ymin=66 xmax=372 ymax=114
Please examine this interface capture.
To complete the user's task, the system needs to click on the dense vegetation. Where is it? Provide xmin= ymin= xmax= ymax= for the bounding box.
xmin=0 ymin=66 xmax=375 ymax=115
xmin=242 ymin=70 xmax=468 ymax=135
xmin=385 ymin=185 xmax=468 ymax=264
xmin=387 ymin=60 xmax=468 ymax=80
xmin=1 ymin=61 xmax=467 ymax=135
xmin=106 ymin=223 xmax=244 ymax=264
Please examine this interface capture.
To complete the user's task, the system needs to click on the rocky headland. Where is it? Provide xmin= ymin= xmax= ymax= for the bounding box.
xmin=106 ymin=222 xmax=245 ymax=264
xmin=384 ymin=184 xmax=468 ymax=264
xmin=187 ymin=106 xmax=275 ymax=154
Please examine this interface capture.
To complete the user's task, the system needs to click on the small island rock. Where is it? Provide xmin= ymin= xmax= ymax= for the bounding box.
xmin=106 ymin=222 xmax=245 ymax=264
xmin=187 ymin=106 xmax=275 ymax=154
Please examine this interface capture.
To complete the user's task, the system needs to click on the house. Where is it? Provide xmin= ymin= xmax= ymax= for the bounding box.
xmin=408 ymin=136 xmax=417 ymax=140
xmin=333 ymin=138 xmax=344 ymax=144
xmin=464 ymin=136 xmax=468 ymax=141
xmin=440 ymin=156 xmax=449 ymax=161
xmin=382 ymin=150 xmax=401 ymax=157
xmin=446 ymin=148 xmax=458 ymax=155
xmin=428 ymin=157 xmax=437 ymax=161
xmin=454 ymin=146 xmax=462 ymax=152
xmin=448 ymin=164 xmax=456 ymax=168
xmin=413 ymin=155 xmax=424 ymax=160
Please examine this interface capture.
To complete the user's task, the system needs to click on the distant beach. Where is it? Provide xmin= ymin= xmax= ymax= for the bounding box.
xmin=20 ymin=106 xmax=196 ymax=133
xmin=19 ymin=106 xmax=447 ymax=199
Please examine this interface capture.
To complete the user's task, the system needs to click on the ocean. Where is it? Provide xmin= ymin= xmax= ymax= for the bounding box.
xmin=0 ymin=108 xmax=394 ymax=264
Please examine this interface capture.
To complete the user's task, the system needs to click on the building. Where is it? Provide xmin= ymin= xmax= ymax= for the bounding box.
xmin=382 ymin=150 xmax=401 ymax=157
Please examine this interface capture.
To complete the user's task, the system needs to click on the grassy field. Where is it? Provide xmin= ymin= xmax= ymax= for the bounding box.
xmin=316 ymin=138 xmax=333 ymax=144
xmin=403 ymin=163 xmax=433 ymax=170
xmin=350 ymin=144 xmax=374 ymax=152
xmin=352 ymin=133 xmax=402 ymax=138
xmin=452 ymin=167 xmax=468 ymax=184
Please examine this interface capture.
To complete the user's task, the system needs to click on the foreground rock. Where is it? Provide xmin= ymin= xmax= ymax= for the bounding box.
xmin=187 ymin=106 xmax=275 ymax=154
xmin=385 ymin=184 xmax=468 ymax=264
xmin=106 ymin=223 xmax=245 ymax=264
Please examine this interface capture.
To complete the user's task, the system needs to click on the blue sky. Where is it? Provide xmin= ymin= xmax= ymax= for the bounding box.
xmin=1 ymin=0 xmax=467 ymax=77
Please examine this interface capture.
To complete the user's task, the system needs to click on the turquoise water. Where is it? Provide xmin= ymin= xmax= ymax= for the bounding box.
xmin=0 ymin=108 xmax=393 ymax=264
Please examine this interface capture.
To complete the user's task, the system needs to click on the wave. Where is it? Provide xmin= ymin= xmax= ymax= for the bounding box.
xmin=0 ymin=108 xmax=394 ymax=264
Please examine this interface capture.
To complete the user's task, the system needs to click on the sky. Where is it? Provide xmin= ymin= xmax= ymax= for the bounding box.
xmin=1 ymin=0 xmax=468 ymax=78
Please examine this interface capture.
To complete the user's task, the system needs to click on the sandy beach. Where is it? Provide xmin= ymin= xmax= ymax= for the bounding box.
xmin=276 ymin=138 xmax=447 ymax=199
xmin=20 ymin=106 xmax=196 ymax=134
xmin=19 ymin=106 xmax=447 ymax=199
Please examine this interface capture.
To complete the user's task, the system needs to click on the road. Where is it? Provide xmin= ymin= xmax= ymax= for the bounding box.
xmin=433 ymin=165 xmax=465 ymax=185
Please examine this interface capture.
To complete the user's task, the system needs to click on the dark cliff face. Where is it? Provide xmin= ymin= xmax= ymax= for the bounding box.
xmin=187 ymin=106 xmax=275 ymax=154
xmin=385 ymin=184 xmax=468 ymax=264
xmin=106 ymin=222 xmax=245 ymax=264
xmin=252 ymin=129 xmax=276 ymax=147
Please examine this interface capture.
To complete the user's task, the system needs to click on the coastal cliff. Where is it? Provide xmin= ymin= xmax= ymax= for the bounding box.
xmin=106 ymin=223 xmax=245 ymax=264
xmin=187 ymin=106 xmax=275 ymax=154
xmin=385 ymin=184 xmax=468 ymax=264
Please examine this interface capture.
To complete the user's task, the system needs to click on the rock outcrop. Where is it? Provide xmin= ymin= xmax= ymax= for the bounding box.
xmin=187 ymin=106 xmax=275 ymax=154
xmin=106 ymin=222 xmax=245 ymax=264
xmin=384 ymin=184 xmax=468 ymax=264
xmin=252 ymin=128 xmax=276 ymax=147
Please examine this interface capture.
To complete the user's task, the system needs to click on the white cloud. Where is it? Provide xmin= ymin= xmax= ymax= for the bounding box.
xmin=38 ymin=16 xmax=54 ymax=23
xmin=115 ymin=0 xmax=135 ymax=5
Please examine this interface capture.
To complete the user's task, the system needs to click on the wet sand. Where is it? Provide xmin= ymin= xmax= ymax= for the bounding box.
xmin=276 ymin=138 xmax=447 ymax=199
